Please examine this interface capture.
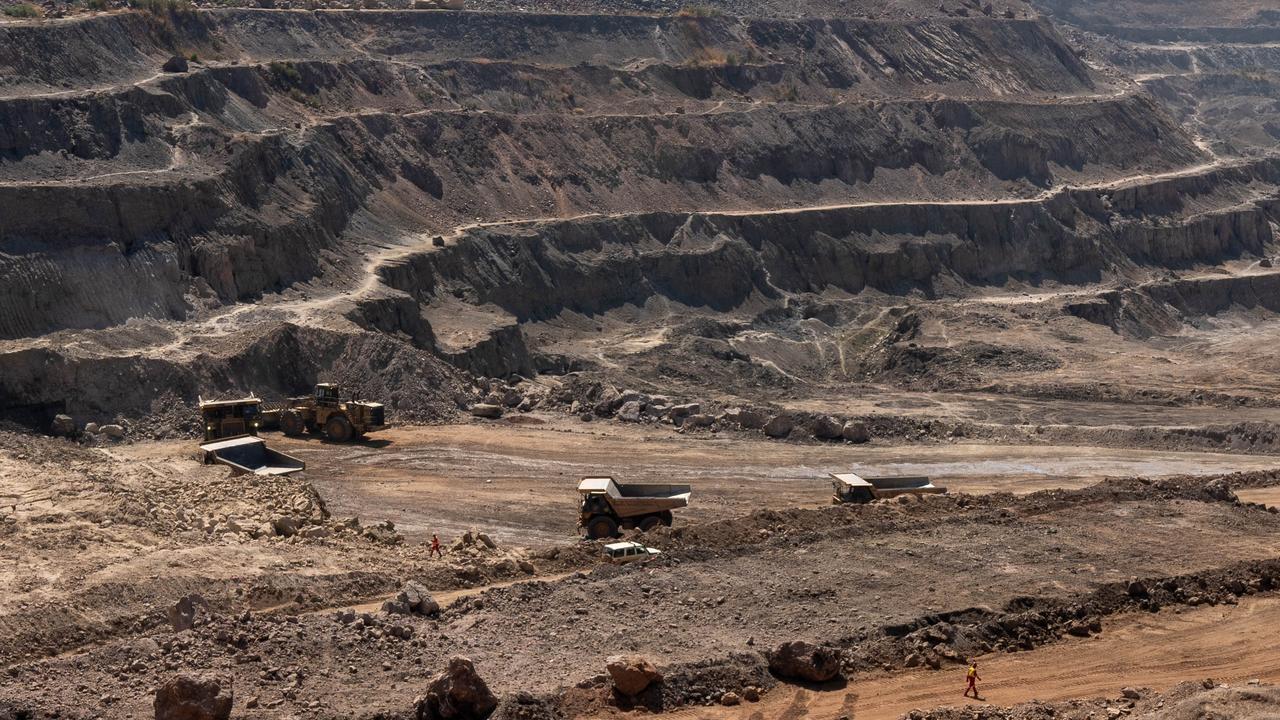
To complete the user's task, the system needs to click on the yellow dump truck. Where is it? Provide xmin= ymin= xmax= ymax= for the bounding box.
xmin=578 ymin=476 xmax=691 ymax=539
xmin=830 ymin=472 xmax=946 ymax=504
xmin=197 ymin=396 xmax=305 ymax=476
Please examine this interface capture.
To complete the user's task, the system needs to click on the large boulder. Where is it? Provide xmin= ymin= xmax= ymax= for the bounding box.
xmin=168 ymin=594 xmax=211 ymax=632
xmin=416 ymin=657 xmax=498 ymax=720
xmin=811 ymin=416 xmax=843 ymax=440
xmin=606 ymin=654 xmax=663 ymax=696
xmin=766 ymin=641 xmax=843 ymax=683
xmin=50 ymin=414 xmax=76 ymax=436
xmin=161 ymin=55 xmax=190 ymax=73
xmin=616 ymin=401 xmax=643 ymax=423
xmin=397 ymin=580 xmax=441 ymax=616
xmin=667 ymin=403 xmax=700 ymax=422
xmin=593 ymin=387 xmax=623 ymax=417
xmin=154 ymin=675 xmax=232 ymax=720
xmin=99 ymin=424 xmax=126 ymax=440
xmin=841 ymin=421 xmax=870 ymax=443
xmin=270 ymin=515 xmax=298 ymax=538
xmin=471 ymin=404 xmax=503 ymax=419
xmin=685 ymin=413 xmax=716 ymax=428
xmin=723 ymin=407 xmax=769 ymax=429
xmin=763 ymin=415 xmax=794 ymax=439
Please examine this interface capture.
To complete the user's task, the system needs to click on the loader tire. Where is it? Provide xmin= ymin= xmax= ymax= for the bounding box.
xmin=324 ymin=415 xmax=354 ymax=443
xmin=638 ymin=515 xmax=661 ymax=532
xmin=280 ymin=410 xmax=305 ymax=437
xmin=586 ymin=515 xmax=619 ymax=540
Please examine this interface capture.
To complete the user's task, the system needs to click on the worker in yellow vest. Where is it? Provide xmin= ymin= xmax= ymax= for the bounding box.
xmin=964 ymin=660 xmax=982 ymax=699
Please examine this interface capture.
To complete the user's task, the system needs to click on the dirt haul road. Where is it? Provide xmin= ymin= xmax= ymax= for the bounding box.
xmin=177 ymin=420 xmax=1280 ymax=544
xmin=655 ymin=596 xmax=1280 ymax=720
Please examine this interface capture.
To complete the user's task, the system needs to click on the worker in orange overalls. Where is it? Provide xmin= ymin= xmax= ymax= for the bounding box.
xmin=964 ymin=660 xmax=982 ymax=698
xmin=430 ymin=533 xmax=443 ymax=559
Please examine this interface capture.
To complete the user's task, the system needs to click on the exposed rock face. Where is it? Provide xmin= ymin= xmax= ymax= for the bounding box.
xmin=766 ymin=641 xmax=843 ymax=683
xmin=153 ymin=675 xmax=232 ymax=720
xmin=416 ymin=657 xmax=498 ymax=720
xmin=606 ymin=654 xmax=663 ymax=696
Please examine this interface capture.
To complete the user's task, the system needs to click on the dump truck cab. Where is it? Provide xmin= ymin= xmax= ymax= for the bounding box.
xmin=831 ymin=472 xmax=947 ymax=504
xmin=198 ymin=396 xmax=263 ymax=441
xmin=279 ymin=383 xmax=386 ymax=442
xmin=578 ymin=476 xmax=691 ymax=539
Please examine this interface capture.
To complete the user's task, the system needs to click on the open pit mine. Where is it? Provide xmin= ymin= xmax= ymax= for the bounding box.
xmin=3 ymin=0 xmax=1280 ymax=718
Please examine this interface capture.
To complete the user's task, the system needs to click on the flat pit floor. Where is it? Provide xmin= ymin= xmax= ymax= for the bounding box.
xmin=216 ymin=419 xmax=1280 ymax=544
xmin=5 ymin=420 xmax=1280 ymax=717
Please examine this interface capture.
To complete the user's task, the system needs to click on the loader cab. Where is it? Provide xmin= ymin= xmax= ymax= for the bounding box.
xmin=198 ymin=397 xmax=263 ymax=442
xmin=315 ymin=383 xmax=341 ymax=406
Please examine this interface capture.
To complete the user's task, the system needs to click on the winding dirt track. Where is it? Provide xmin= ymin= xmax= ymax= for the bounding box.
xmin=652 ymin=596 xmax=1280 ymax=720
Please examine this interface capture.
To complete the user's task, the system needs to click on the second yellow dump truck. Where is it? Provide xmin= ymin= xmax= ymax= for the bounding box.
xmin=830 ymin=472 xmax=947 ymax=504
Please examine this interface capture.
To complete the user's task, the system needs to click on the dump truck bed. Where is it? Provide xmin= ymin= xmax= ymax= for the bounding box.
xmin=579 ymin=477 xmax=691 ymax=517
xmin=200 ymin=436 xmax=306 ymax=476
xmin=831 ymin=472 xmax=946 ymax=501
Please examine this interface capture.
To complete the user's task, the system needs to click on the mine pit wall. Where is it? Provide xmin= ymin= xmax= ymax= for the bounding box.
xmin=0 ymin=7 xmax=1194 ymax=343
xmin=1071 ymin=271 xmax=1280 ymax=338
xmin=0 ymin=10 xmax=1097 ymax=97
xmin=0 ymin=123 xmax=382 ymax=338
xmin=0 ymin=322 xmax=469 ymax=422
xmin=372 ymin=163 xmax=1280 ymax=378
xmin=0 ymin=89 xmax=1199 ymax=341
xmin=382 ymin=171 xmax=1279 ymax=320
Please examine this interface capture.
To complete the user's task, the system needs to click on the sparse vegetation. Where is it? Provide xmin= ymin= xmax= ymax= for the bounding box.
xmin=85 ymin=0 xmax=108 ymax=9
xmin=1 ymin=3 xmax=41 ymax=18
xmin=269 ymin=60 xmax=304 ymax=87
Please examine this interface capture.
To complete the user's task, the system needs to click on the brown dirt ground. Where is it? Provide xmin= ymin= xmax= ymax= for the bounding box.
xmin=655 ymin=595 xmax=1280 ymax=720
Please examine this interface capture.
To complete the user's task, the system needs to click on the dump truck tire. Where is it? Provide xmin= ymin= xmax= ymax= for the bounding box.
xmin=586 ymin=515 xmax=618 ymax=540
xmin=659 ymin=511 xmax=674 ymax=527
xmin=281 ymin=410 xmax=305 ymax=436
xmin=639 ymin=515 xmax=661 ymax=532
xmin=325 ymin=415 xmax=354 ymax=443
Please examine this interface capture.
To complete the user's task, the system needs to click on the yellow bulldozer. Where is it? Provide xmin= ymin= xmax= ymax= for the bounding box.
xmin=278 ymin=383 xmax=386 ymax=442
